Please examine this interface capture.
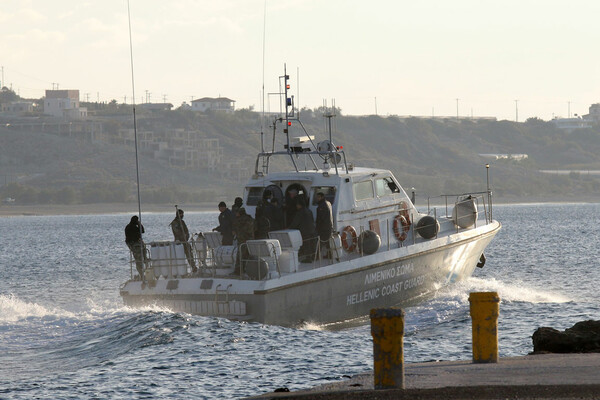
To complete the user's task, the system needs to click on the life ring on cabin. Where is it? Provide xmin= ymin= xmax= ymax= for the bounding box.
xmin=393 ymin=202 xmax=412 ymax=242
xmin=393 ymin=215 xmax=409 ymax=241
xmin=341 ymin=226 xmax=358 ymax=252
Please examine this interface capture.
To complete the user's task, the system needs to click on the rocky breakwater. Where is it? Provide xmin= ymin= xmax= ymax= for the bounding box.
xmin=532 ymin=320 xmax=600 ymax=353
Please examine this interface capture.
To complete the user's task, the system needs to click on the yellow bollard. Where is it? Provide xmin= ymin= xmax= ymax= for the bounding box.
xmin=370 ymin=308 xmax=405 ymax=389
xmin=469 ymin=291 xmax=500 ymax=363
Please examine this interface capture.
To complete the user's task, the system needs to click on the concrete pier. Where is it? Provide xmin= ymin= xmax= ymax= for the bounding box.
xmin=247 ymin=353 xmax=600 ymax=399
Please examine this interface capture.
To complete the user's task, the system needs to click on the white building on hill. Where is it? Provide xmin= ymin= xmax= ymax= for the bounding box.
xmin=191 ymin=97 xmax=235 ymax=113
xmin=44 ymin=89 xmax=88 ymax=119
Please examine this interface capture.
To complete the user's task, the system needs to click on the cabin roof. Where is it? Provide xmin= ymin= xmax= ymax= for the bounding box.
xmin=245 ymin=167 xmax=396 ymax=186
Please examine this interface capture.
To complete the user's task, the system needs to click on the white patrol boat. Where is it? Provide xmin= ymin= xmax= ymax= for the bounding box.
xmin=119 ymin=68 xmax=501 ymax=327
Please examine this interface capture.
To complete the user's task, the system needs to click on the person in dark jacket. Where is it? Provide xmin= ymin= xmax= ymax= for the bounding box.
xmin=266 ymin=197 xmax=284 ymax=231
xmin=125 ymin=215 xmax=145 ymax=280
xmin=231 ymin=197 xmax=243 ymax=217
xmin=171 ymin=209 xmax=197 ymax=272
xmin=289 ymin=198 xmax=318 ymax=263
xmin=233 ymin=207 xmax=255 ymax=274
xmin=284 ymin=189 xmax=298 ymax=228
xmin=315 ymin=192 xmax=334 ymax=258
xmin=254 ymin=200 xmax=270 ymax=239
xmin=213 ymin=201 xmax=234 ymax=245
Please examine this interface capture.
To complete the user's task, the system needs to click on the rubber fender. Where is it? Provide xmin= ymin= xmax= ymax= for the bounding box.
xmin=358 ymin=230 xmax=381 ymax=255
xmin=416 ymin=216 xmax=440 ymax=239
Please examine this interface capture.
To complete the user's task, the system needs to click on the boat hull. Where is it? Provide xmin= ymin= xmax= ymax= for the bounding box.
xmin=120 ymin=221 xmax=500 ymax=327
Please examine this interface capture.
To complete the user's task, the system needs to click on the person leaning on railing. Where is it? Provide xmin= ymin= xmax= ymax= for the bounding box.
xmin=125 ymin=215 xmax=145 ymax=280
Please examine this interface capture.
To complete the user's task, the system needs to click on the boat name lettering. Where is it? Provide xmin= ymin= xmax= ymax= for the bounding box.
xmin=346 ymin=288 xmax=380 ymax=306
xmin=363 ymin=263 xmax=414 ymax=285
xmin=346 ymin=273 xmax=425 ymax=306
xmin=404 ymin=275 xmax=425 ymax=290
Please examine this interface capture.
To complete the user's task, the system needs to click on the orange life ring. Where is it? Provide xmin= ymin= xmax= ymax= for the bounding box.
xmin=393 ymin=201 xmax=412 ymax=242
xmin=341 ymin=225 xmax=357 ymax=252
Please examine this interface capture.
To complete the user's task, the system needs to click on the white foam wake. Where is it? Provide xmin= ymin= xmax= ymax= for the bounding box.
xmin=0 ymin=294 xmax=77 ymax=323
xmin=439 ymin=277 xmax=572 ymax=304
xmin=0 ymin=294 xmax=177 ymax=324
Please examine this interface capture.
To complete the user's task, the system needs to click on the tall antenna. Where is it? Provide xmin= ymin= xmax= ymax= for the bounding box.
xmin=127 ymin=0 xmax=143 ymax=234
xmin=260 ymin=0 xmax=267 ymax=153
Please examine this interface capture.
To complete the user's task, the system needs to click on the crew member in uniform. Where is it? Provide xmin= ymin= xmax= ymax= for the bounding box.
xmin=213 ymin=201 xmax=234 ymax=245
xmin=125 ymin=215 xmax=145 ymax=280
xmin=289 ymin=198 xmax=318 ymax=263
xmin=233 ymin=207 xmax=254 ymax=274
xmin=170 ymin=209 xmax=197 ymax=273
xmin=315 ymin=192 xmax=333 ymax=258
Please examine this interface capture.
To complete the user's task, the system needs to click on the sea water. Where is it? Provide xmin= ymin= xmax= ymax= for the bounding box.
xmin=1 ymin=203 xmax=599 ymax=399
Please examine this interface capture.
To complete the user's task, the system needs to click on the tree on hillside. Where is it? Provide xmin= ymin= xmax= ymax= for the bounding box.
xmin=0 ymin=87 xmax=20 ymax=103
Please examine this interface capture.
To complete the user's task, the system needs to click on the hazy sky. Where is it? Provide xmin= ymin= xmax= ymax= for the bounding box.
xmin=1 ymin=0 xmax=599 ymax=120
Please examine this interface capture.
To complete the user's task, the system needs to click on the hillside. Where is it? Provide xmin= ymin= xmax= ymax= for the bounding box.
xmin=1 ymin=110 xmax=600 ymax=205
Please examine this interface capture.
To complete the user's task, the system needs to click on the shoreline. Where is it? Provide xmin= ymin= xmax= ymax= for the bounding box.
xmin=0 ymin=202 xmax=217 ymax=217
xmin=0 ymin=197 xmax=598 ymax=217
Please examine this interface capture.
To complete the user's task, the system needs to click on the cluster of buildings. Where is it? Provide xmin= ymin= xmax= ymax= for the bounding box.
xmin=0 ymin=87 xmax=236 ymax=118
xmin=0 ymin=87 xmax=249 ymax=180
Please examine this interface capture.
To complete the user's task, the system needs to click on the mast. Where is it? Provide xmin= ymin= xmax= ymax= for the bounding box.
xmin=127 ymin=1 xmax=143 ymax=238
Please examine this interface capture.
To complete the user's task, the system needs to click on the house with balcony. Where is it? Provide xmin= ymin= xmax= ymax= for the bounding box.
xmin=191 ymin=97 xmax=235 ymax=113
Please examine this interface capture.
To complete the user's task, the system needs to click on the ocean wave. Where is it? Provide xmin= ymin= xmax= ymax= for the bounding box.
xmin=0 ymin=294 xmax=79 ymax=323
xmin=437 ymin=277 xmax=572 ymax=304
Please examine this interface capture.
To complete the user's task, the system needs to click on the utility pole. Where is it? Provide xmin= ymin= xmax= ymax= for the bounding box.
xmin=162 ymin=94 xmax=167 ymax=103
xmin=85 ymin=93 xmax=90 ymax=102
xmin=515 ymin=99 xmax=519 ymax=122
xmin=145 ymin=90 xmax=149 ymax=103
xmin=456 ymin=98 xmax=460 ymax=121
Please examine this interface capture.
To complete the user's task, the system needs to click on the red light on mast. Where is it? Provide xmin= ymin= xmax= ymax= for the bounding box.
xmin=286 ymin=84 xmax=290 ymax=89
xmin=287 ymin=121 xmax=292 ymax=126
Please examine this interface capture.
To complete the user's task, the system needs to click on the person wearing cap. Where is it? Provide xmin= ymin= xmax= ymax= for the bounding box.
xmin=170 ymin=209 xmax=197 ymax=273
xmin=213 ymin=201 xmax=234 ymax=245
xmin=125 ymin=215 xmax=145 ymax=280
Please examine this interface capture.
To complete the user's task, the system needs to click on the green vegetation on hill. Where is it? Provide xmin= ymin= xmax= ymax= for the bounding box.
xmin=1 ymin=108 xmax=600 ymax=205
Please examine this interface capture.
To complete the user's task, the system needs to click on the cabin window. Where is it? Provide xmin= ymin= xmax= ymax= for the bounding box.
xmin=311 ymin=186 xmax=336 ymax=205
xmin=354 ymin=180 xmax=374 ymax=201
xmin=376 ymin=177 xmax=400 ymax=197
xmin=246 ymin=187 xmax=263 ymax=206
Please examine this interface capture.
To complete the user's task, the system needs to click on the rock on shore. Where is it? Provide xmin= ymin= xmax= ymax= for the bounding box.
xmin=532 ymin=320 xmax=600 ymax=353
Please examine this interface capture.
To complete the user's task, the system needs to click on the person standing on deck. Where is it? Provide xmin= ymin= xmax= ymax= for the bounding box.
xmin=213 ymin=201 xmax=234 ymax=245
xmin=232 ymin=207 xmax=254 ymax=275
xmin=170 ymin=209 xmax=197 ymax=273
xmin=315 ymin=192 xmax=333 ymax=258
xmin=125 ymin=215 xmax=145 ymax=280
xmin=289 ymin=198 xmax=318 ymax=263
xmin=266 ymin=197 xmax=284 ymax=231
xmin=231 ymin=197 xmax=243 ymax=217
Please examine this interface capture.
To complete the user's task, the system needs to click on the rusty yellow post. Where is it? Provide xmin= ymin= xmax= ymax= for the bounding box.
xmin=469 ymin=291 xmax=500 ymax=363
xmin=370 ymin=308 xmax=405 ymax=389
